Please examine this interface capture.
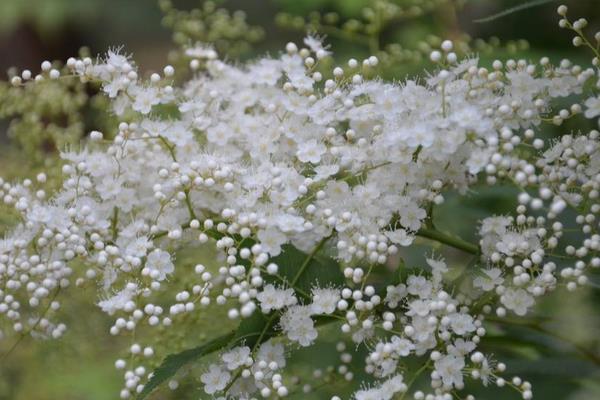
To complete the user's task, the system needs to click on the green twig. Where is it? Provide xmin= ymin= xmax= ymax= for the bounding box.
xmin=111 ymin=206 xmax=119 ymax=241
xmin=416 ymin=227 xmax=479 ymax=255
xmin=474 ymin=0 xmax=557 ymax=23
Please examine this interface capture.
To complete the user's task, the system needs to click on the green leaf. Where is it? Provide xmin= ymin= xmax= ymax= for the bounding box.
xmin=480 ymin=334 xmax=554 ymax=358
xmin=230 ymin=309 xmax=273 ymax=349
xmin=138 ymin=331 xmax=235 ymax=399
xmin=473 ymin=0 xmax=557 ymax=23
xmin=271 ymin=243 xmax=344 ymax=297
xmin=501 ymin=357 xmax=599 ymax=378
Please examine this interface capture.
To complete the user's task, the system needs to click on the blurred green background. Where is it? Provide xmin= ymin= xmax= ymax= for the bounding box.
xmin=1 ymin=1 xmax=600 ymax=399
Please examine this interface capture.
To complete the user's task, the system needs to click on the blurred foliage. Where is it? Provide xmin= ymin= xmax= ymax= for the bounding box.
xmin=274 ymin=0 xmax=530 ymax=78
xmin=0 ymin=0 xmax=98 ymax=34
xmin=160 ymin=0 xmax=265 ymax=59
xmin=0 ymin=71 xmax=114 ymax=166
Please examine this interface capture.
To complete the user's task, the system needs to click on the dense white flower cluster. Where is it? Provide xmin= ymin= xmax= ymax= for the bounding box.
xmin=475 ymin=126 xmax=600 ymax=317
xmin=1 ymin=4 xmax=599 ymax=399
xmin=201 ymin=340 xmax=289 ymax=397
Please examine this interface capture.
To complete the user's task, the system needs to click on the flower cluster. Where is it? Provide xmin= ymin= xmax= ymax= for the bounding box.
xmin=201 ymin=340 xmax=288 ymax=397
xmin=1 ymin=4 xmax=599 ymax=400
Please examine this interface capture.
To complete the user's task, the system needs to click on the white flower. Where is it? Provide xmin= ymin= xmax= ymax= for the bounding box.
xmin=473 ymin=268 xmax=503 ymax=291
xmin=303 ymin=35 xmax=331 ymax=58
xmin=201 ymin=364 xmax=231 ymax=395
xmin=479 ymin=358 xmax=492 ymax=386
xmin=97 ymin=284 xmax=137 ymax=315
xmin=426 ymin=257 xmax=448 ymax=280
xmin=407 ymin=275 xmax=432 ymax=298
xmin=584 ymin=96 xmax=600 ymax=119
xmin=380 ymin=375 xmax=406 ymax=397
xmin=391 ymin=336 xmax=414 ymax=357
xmin=448 ymin=313 xmax=476 ymax=336
xmin=257 ymin=227 xmax=287 ymax=256
xmin=501 ymin=288 xmax=535 ymax=316
xmin=354 ymin=387 xmax=384 ymax=400
xmin=222 ymin=346 xmax=251 ymax=371
xmin=123 ymin=236 xmax=152 ymax=259
xmin=106 ymin=50 xmax=130 ymax=70
xmin=296 ymin=139 xmax=327 ymax=164
xmin=131 ymin=86 xmax=160 ymax=114
xmin=207 ymin=122 xmax=234 ymax=146
xmin=354 ymin=375 xmax=405 ymax=400
xmin=280 ymin=305 xmax=317 ymax=346
xmin=407 ymin=299 xmax=431 ymax=317
xmin=249 ymin=59 xmax=282 ymax=86
xmin=384 ymin=229 xmax=414 ymax=246
xmin=495 ymin=230 xmax=539 ymax=256
xmin=385 ymin=284 xmax=407 ymax=308
xmin=145 ymin=249 xmax=174 ymax=281
xmin=103 ymin=75 xmax=130 ymax=98
xmin=256 ymin=284 xmax=297 ymax=313
xmin=410 ymin=316 xmax=436 ymax=343
xmin=310 ymin=288 xmax=340 ymax=314
xmin=447 ymin=339 xmax=476 ymax=357
xmin=479 ymin=216 xmax=512 ymax=236
xmin=434 ymin=354 xmax=465 ymax=388
xmin=467 ymin=148 xmax=493 ymax=174
xmin=398 ymin=200 xmax=426 ymax=232
xmin=313 ymin=164 xmax=339 ymax=181
xmin=256 ymin=340 xmax=286 ymax=368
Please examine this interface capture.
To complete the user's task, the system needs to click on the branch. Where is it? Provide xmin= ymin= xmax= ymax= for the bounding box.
xmin=416 ymin=227 xmax=479 ymax=255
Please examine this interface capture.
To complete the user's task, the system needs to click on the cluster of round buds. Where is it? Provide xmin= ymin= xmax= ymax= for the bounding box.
xmin=10 ymin=60 xmax=62 ymax=86
xmin=115 ymin=358 xmax=148 ymax=399
xmin=284 ymin=39 xmax=379 ymax=95
xmin=557 ymin=5 xmax=600 ymax=67
xmin=338 ymin=284 xmax=381 ymax=338
xmin=429 ymin=39 xmax=458 ymax=65
xmin=338 ymin=234 xmax=399 ymax=266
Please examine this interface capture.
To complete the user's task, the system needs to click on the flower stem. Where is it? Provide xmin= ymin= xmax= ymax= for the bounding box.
xmin=416 ymin=227 xmax=479 ymax=255
xmin=110 ymin=206 xmax=119 ymax=241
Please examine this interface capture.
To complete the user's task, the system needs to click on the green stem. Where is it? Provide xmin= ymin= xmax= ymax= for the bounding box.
xmin=158 ymin=136 xmax=177 ymax=161
xmin=111 ymin=206 xmax=119 ymax=241
xmin=397 ymin=359 xmax=431 ymax=399
xmin=291 ymin=237 xmax=328 ymax=285
xmin=183 ymin=190 xmax=196 ymax=220
xmin=416 ymin=227 xmax=479 ymax=255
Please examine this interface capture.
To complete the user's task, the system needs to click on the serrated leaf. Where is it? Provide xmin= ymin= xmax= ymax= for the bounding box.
xmin=138 ymin=331 xmax=235 ymax=399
